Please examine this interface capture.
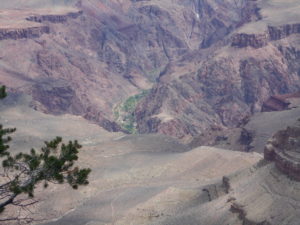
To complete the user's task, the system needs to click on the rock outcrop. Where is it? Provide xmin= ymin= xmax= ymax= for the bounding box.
xmin=0 ymin=0 xmax=255 ymax=133
xmin=268 ymin=23 xmax=300 ymax=41
xmin=136 ymin=47 xmax=300 ymax=139
xmin=0 ymin=26 xmax=50 ymax=40
xmin=232 ymin=23 xmax=300 ymax=48
xmin=231 ymin=32 xmax=269 ymax=48
xmin=135 ymin=0 xmax=300 ymax=139
xmin=262 ymin=91 xmax=300 ymax=112
xmin=264 ymin=126 xmax=300 ymax=180
xmin=1 ymin=0 xmax=300 ymax=138
xmin=0 ymin=9 xmax=82 ymax=41
xmin=26 ymin=11 xmax=83 ymax=23
xmin=262 ymin=95 xmax=291 ymax=112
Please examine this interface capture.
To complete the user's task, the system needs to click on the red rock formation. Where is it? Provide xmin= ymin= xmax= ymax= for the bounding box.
xmin=262 ymin=91 xmax=300 ymax=112
xmin=261 ymin=96 xmax=290 ymax=112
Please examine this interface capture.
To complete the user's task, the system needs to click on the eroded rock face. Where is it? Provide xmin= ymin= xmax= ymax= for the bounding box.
xmin=231 ymin=23 xmax=300 ymax=48
xmin=0 ymin=26 xmax=50 ymax=40
xmin=264 ymin=126 xmax=300 ymax=180
xmin=1 ymin=0 xmax=300 ymax=138
xmin=262 ymin=91 xmax=300 ymax=112
xmin=135 ymin=0 xmax=300 ymax=140
xmin=136 ymin=46 xmax=300 ymax=139
xmin=0 ymin=0 xmax=253 ymax=133
xmin=269 ymin=23 xmax=300 ymax=41
xmin=231 ymin=32 xmax=269 ymax=48
xmin=26 ymin=11 xmax=83 ymax=24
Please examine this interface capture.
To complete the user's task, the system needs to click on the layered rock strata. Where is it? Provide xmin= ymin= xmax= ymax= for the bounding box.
xmin=0 ymin=10 xmax=82 ymax=41
xmin=231 ymin=23 xmax=300 ymax=48
xmin=232 ymin=23 xmax=300 ymax=48
xmin=264 ymin=126 xmax=300 ymax=180
xmin=269 ymin=23 xmax=300 ymax=41
xmin=262 ymin=91 xmax=300 ymax=112
xmin=1 ymin=0 xmax=300 ymax=138
xmin=231 ymin=32 xmax=269 ymax=48
xmin=0 ymin=26 xmax=50 ymax=40
xmin=26 ymin=11 xmax=83 ymax=23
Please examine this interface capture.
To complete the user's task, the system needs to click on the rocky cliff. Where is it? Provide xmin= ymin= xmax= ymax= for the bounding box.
xmin=0 ymin=9 xmax=82 ymax=41
xmin=231 ymin=32 xmax=269 ymax=48
xmin=264 ymin=126 xmax=300 ymax=180
xmin=231 ymin=23 xmax=300 ymax=48
xmin=0 ymin=0 xmax=255 ymax=132
xmin=0 ymin=26 xmax=50 ymax=40
xmin=135 ymin=0 xmax=300 ymax=140
xmin=26 ymin=11 xmax=83 ymax=24
xmin=269 ymin=23 xmax=300 ymax=41
xmin=1 ymin=0 xmax=300 ymax=138
xmin=136 ymin=41 xmax=300 ymax=139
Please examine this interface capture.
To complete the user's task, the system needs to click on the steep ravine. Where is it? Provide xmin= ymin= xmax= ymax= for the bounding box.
xmin=135 ymin=0 xmax=300 ymax=140
xmin=0 ymin=0 xmax=256 ymax=133
xmin=0 ymin=0 xmax=300 ymax=139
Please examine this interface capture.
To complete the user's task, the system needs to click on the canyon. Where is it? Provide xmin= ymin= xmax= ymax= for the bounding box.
xmin=2 ymin=0 xmax=300 ymax=140
xmin=1 ymin=0 xmax=300 ymax=225
xmin=1 ymin=88 xmax=300 ymax=225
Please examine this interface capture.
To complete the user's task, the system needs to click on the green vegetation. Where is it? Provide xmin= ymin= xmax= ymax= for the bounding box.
xmin=0 ymin=86 xmax=91 ymax=221
xmin=122 ymin=90 xmax=149 ymax=113
xmin=114 ymin=90 xmax=150 ymax=134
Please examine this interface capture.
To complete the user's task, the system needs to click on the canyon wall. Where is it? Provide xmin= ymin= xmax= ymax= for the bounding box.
xmin=0 ymin=26 xmax=50 ymax=40
xmin=134 ymin=0 xmax=300 ymax=140
xmin=0 ymin=0 xmax=253 ymax=132
xmin=0 ymin=0 xmax=300 ymax=138
xmin=231 ymin=23 xmax=300 ymax=48
xmin=26 ymin=11 xmax=83 ymax=23
xmin=264 ymin=126 xmax=300 ymax=181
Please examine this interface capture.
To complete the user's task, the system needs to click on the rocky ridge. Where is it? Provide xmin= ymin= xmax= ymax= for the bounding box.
xmin=0 ymin=26 xmax=50 ymax=40
xmin=0 ymin=0 xmax=257 ymax=133
xmin=135 ymin=0 xmax=300 ymax=140
xmin=26 ymin=11 xmax=82 ymax=24
xmin=232 ymin=23 xmax=300 ymax=48
xmin=0 ymin=0 xmax=300 ymax=139
xmin=264 ymin=126 xmax=300 ymax=180
xmin=0 ymin=9 xmax=82 ymax=40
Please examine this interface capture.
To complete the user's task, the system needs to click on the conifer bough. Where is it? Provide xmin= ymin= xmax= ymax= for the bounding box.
xmin=0 ymin=85 xmax=91 ymax=221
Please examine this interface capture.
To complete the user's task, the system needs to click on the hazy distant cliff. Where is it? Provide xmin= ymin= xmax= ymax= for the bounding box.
xmin=0 ymin=0 xmax=300 ymax=139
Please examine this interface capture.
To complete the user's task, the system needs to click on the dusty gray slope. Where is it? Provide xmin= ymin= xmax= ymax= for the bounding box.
xmin=244 ymin=106 xmax=300 ymax=153
xmin=2 ymin=100 xmax=300 ymax=225
xmin=148 ymin=162 xmax=300 ymax=225
xmin=0 ymin=94 xmax=262 ymax=225
xmin=0 ymin=0 xmax=78 ymax=9
xmin=0 ymin=93 xmax=119 ymax=154
xmin=189 ymin=103 xmax=300 ymax=154
xmin=39 ymin=145 xmax=260 ymax=225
